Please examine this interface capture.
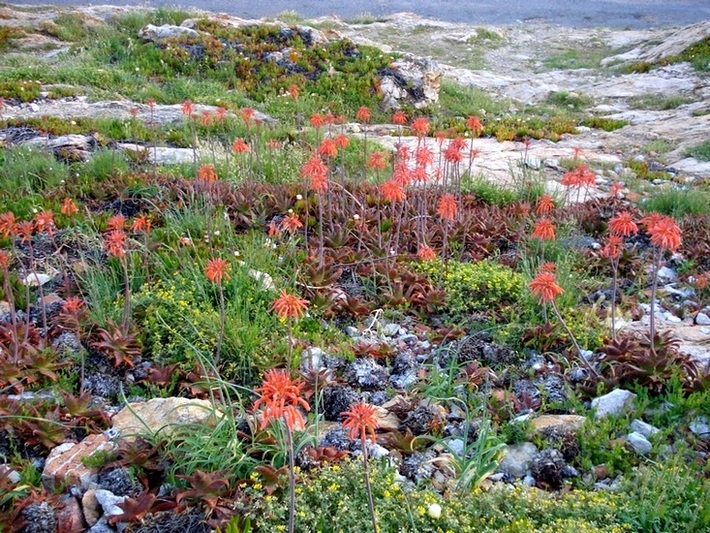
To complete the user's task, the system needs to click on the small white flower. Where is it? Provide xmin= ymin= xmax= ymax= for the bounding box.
xmin=296 ymin=194 xmax=303 ymax=200
xmin=32 ymin=208 xmax=38 ymax=214
xmin=135 ymin=67 xmax=140 ymax=71
xmin=233 ymin=250 xmax=240 ymax=257
xmin=427 ymin=503 xmax=442 ymax=519
xmin=353 ymin=214 xmax=360 ymax=221
xmin=213 ymin=230 xmax=220 ymax=236
xmin=288 ymin=208 xmax=294 ymax=214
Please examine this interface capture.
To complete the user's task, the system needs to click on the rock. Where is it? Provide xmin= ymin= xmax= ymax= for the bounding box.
xmin=322 ymin=385 xmax=360 ymax=421
xmin=82 ymin=489 xmax=101 ymax=527
xmin=401 ymin=400 xmax=447 ymax=436
xmin=531 ymin=448 xmax=566 ymax=489
xmin=630 ymin=419 xmax=660 ymax=438
xmin=21 ymin=272 xmax=53 ymax=287
xmin=344 ymin=357 xmax=389 ymax=389
xmin=627 ymin=431 xmax=652 ymax=455
xmin=22 ymin=502 xmax=57 ymax=533
xmin=635 ymin=22 xmax=710 ymax=64
xmin=657 ymin=266 xmax=677 ymax=282
xmin=531 ymin=414 xmax=586 ymax=436
xmin=591 ymin=389 xmax=636 ymax=419
xmin=497 ymin=442 xmax=537 ymax=478
xmin=42 ymin=433 xmax=115 ymax=491
xmin=689 ymin=416 xmax=710 ymax=439
xmin=111 ymin=397 xmax=222 ymax=439
xmin=138 ymin=24 xmax=199 ymax=42
xmin=94 ymin=489 xmax=125 ymax=521
xmin=25 ymin=134 xmax=98 ymax=161
xmin=97 ymin=467 xmax=142 ymax=497
xmin=380 ymin=55 xmax=441 ymax=110
xmin=695 ymin=312 xmax=710 ymax=326
xmin=88 ymin=518 xmax=114 ymax=533
xmin=300 ymin=347 xmax=325 ymax=372
xmin=56 ymin=495 xmax=86 ymax=533
xmin=383 ymin=322 xmax=402 ymax=337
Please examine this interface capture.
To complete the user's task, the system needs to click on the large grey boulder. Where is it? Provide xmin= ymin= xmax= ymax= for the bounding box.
xmin=138 ymin=24 xmax=199 ymax=42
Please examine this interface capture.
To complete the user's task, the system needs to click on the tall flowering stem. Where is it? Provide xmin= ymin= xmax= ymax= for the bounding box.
xmin=272 ymin=290 xmax=309 ymax=368
xmin=606 ymin=212 xmax=639 ymax=340
xmin=529 ymin=270 xmax=600 ymax=378
xmin=254 ymin=370 xmax=310 ymax=533
xmin=205 ymin=258 xmax=230 ymax=367
xmin=0 ymin=250 xmax=19 ymax=362
xmin=342 ymin=402 xmax=380 ymax=533
xmin=642 ymin=213 xmax=681 ymax=355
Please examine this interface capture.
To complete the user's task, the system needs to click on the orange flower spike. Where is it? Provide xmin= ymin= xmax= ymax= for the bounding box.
xmin=342 ymin=402 xmax=379 ymax=443
xmin=417 ymin=244 xmax=437 ymax=262
xmin=61 ymin=198 xmax=79 ymax=217
xmin=181 ymin=100 xmax=195 ymax=117
xmin=272 ymin=290 xmax=309 ymax=321
xmin=105 ymin=230 xmax=127 ymax=258
xmin=254 ymin=369 xmax=310 ymax=430
xmin=437 ymin=193 xmax=458 ymax=221
xmin=334 ymin=133 xmax=350 ymax=149
xmin=466 ymin=115 xmax=483 ymax=136
xmin=392 ymin=110 xmax=407 ymax=125
xmin=232 ymin=138 xmax=250 ymax=153
xmin=107 ymin=214 xmax=126 ymax=232
xmin=532 ymin=218 xmax=556 ymax=241
xmin=0 ymin=250 xmax=10 ymax=269
xmin=0 ymin=211 xmax=17 ymax=238
xmin=535 ymin=195 xmax=555 ymax=216
xmin=34 ymin=211 xmax=55 ymax=236
xmin=287 ymin=84 xmax=300 ymax=99
xmin=205 ymin=258 xmax=230 ymax=284
xmin=608 ymin=212 xmax=638 ymax=237
xmin=318 ymin=138 xmax=338 ymax=158
xmin=411 ymin=117 xmax=430 ymax=137
xmin=241 ymin=107 xmax=255 ymax=123
xmin=356 ymin=106 xmax=371 ymax=123
xmin=309 ymin=113 xmax=325 ymax=129
xmin=197 ymin=164 xmax=218 ymax=182
xmin=601 ymin=235 xmax=624 ymax=260
xmin=132 ymin=215 xmax=151 ymax=233
xmin=279 ymin=215 xmax=303 ymax=233
xmin=16 ymin=221 xmax=33 ymax=244
xmin=415 ymin=145 xmax=434 ymax=167
xmin=380 ymin=180 xmax=406 ymax=202
xmin=368 ymin=152 xmax=387 ymax=170
xmin=529 ymin=271 xmax=564 ymax=303
xmin=649 ymin=216 xmax=682 ymax=251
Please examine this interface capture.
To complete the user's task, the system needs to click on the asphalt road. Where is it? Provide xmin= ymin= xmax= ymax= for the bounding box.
xmin=8 ymin=0 xmax=710 ymax=28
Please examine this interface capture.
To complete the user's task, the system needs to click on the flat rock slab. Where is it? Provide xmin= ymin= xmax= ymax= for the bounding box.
xmin=531 ymin=414 xmax=586 ymax=435
xmin=42 ymin=433 xmax=115 ymax=491
xmin=111 ymin=397 xmax=222 ymax=439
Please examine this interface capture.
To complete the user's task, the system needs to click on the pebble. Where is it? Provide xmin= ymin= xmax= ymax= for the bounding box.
xmin=627 ymin=432 xmax=652 ymax=455
xmin=630 ymin=419 xmax=660 ymax=438
xmin=689 ymin=416 xmax=710 ymax=439
xmin=695 ymin=312 xmax=710 ymax=326
xmin=591 ymin=389 xmax=636 ymax=419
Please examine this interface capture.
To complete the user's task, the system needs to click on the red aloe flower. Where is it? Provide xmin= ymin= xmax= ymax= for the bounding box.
xmin=205 ymin=258 xmax=230 ymax=284
xmin=61 ymin=198 xmax=79 ymax=217
xmin=309 ymin=113 xmax=325 ymax=129
xmin=380 ymin=180 xmax=406 ymax=202
xmin=107 ymin=214 xmax=126 ymax=232
xmin=417 ymin=244 xmax=437 ymax=262
xmin=181 ymin=100 xmax=195 ymax=117
xmin=288 ymin=84 xmax=300 ymax=99
xmin=392 ymin=110 xmax=407 ymax=125
xmin=648 ymin=216 xmax=682 ymax=251
xmin=608 ymin=212 xmax=638 ymax=237
xmin=200 ymin=110 xmax=214 ymax=127
xmin=341 ymin=402 xmax=379 ymax=443
xmin=197 ymin=164 xmax=218 ymax=182
xmin=215 ymin=107 xmax=228 ymax=121
xmin=280 ymin=215 xmax=303 ymax=233
xmin=0 ymin=211 xmax=17 ymax=238
xmin=601 ymin=235 xmax=624 ymax=260
xmin=233 ymin=138 xmax=250 ymax=153
xmin=105 ymin=230 xmax=127 ymax=258
xmin=412 ymin=166 xmax=429 ymax=182
xmin=132 ymin=215 xmax=151 ymax=233
xmin=368 ymin=152 xmax=387 ymax=170
xmin=443 ymin=141 xmax=464 ymax=163
xmin=356 ymin=106 xmax=371 ymax=123
xmin=415 ymin=145 xmax=434 ymax=167
xmin=272 ymin=290 xmax=309 ymax=321
xmin=34 ymin=211 xmax=55 ymax=236
xmin=0 ymin=250 xmax=10 ymax=269
xmin=437 ymin=193 xmax=458 ymax=221
xmin=254 ymin=369 xmax=310 ymax=431
xmin=334 ymin=134 xmax=350 ymax=149
xmin=392 ymin=161 xmax=411 ymax=186
xmin=241 ymin=107 xmax=255 ymax=124
xmin=411 ymin=117 xmax=430 ymax=137
xmin=16 ymin=221 xmax=34 ymax=244
xmin=529 ymin=271 xmax=564 ymax=303
xmin=532 ymin=218 xmax=556 ymax=241
xmin=318 ymin=138 xmax=338 ymax=158
xmin=466 ymin=115 xmax=483 ymax=136
xmin=535 ymin=195 xmax=555 ymax=215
